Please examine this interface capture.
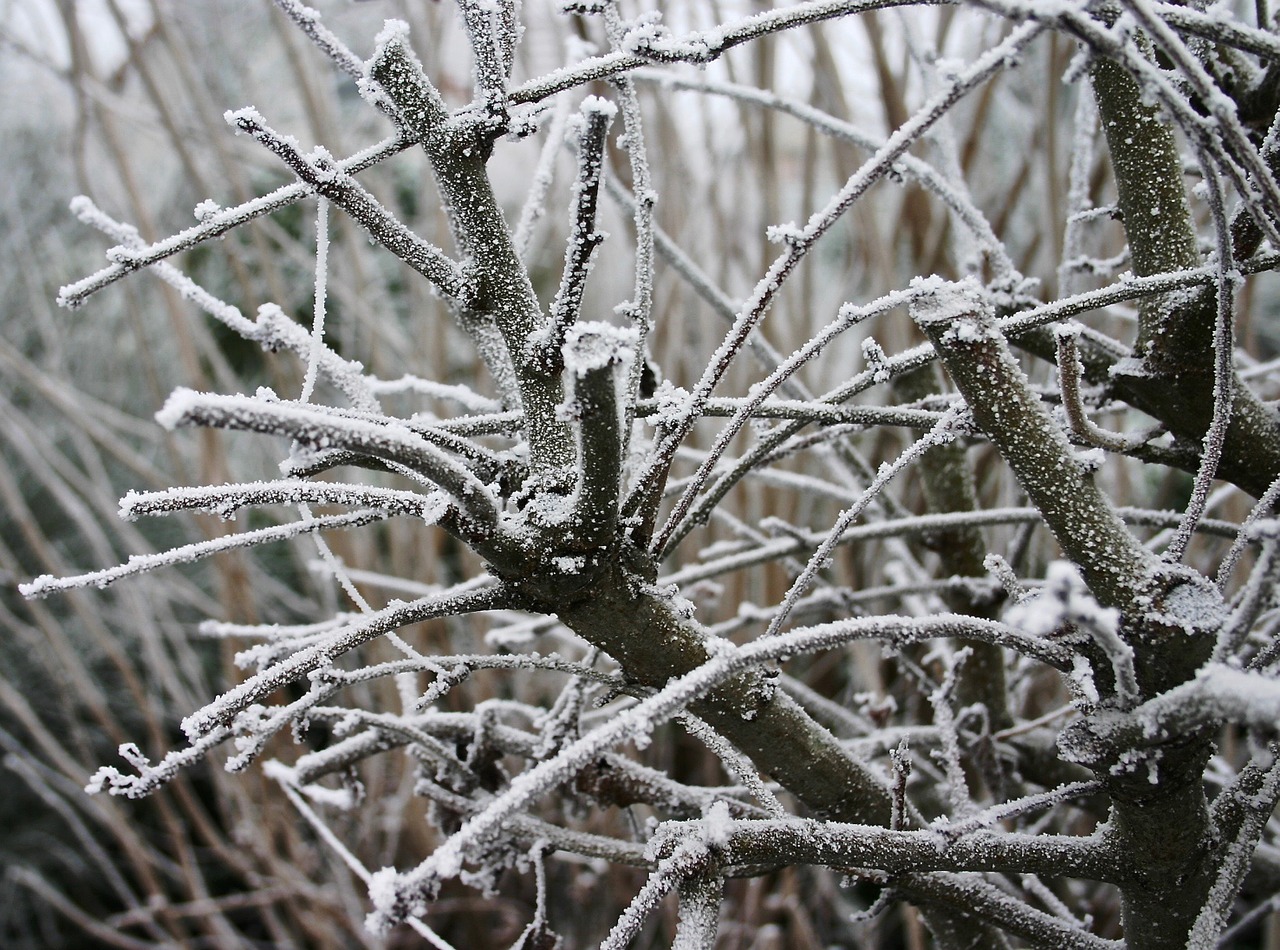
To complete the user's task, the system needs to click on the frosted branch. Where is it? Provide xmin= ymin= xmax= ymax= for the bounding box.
xmin=534 ymin=98 xmax=615 ymax=373
xmin=181 ymin=583 xmax=516 ymax=740
xmin=1190 ymin=744 xmax=1280 ymax=945
xmin=1055 ymin=325 xmax=1157 ymax=452
xmin=86 ymin=728 xmax=233 ymax=800
xmin=561 ymin=323 xmax=634 ymax=548
xmin=154 ymin=389 xmax=503 ymax=533
xmin=21 ymin=509 xmax=385 ymax=599
xmin=509 ymin=0 xmax=931 ymax=105
xmin=120 ymin=480 xmax=445 ymax=523
xmin=369 ymin=23 xmax=572 ymax=471
xmin=650 ymin=819 xmax=1121 ymax=882
xmin=57 ymin=135 xmax=412 ymax=309
xmin=60 ymin=200 xmax=380 ymax=412
xmin=228 ymin=108 xmax=467 ymax=300
xmin=628 ymin=21 xmax=1045 ymax=536
xmin=457 ymin=0 xmax=519 ymax=107
xmin=914 ymin=278 xmax=1163 ymax=616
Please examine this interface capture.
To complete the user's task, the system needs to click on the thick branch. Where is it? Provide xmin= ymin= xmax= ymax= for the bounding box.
xmin=912 ymin=280 xmax=1163 ymax=618
xmin=653 ymin=820 xmax=1122 ymax=883
xmin=561 ymin=324 xmax=632 ymax=549
xmin=368 ymin=25 xmax=572 ymax=473
xmin=1090 ymin=38 xmax=1280 ymax=505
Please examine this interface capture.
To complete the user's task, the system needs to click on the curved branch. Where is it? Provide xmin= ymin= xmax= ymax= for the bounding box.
xmin=154 ymin=389 xmax=503 ymax=533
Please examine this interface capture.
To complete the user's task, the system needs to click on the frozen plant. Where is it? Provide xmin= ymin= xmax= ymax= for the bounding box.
xmin=16 ymin=0 xmax=1280 ymax=946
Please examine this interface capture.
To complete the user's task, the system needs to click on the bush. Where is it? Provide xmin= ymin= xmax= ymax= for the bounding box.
xmin=10 ymin=0 xmax=1280 ymax=946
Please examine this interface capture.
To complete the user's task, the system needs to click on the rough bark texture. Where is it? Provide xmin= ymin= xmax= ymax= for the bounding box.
xmin=1091 ymin=55 xmax=1280 ymax=506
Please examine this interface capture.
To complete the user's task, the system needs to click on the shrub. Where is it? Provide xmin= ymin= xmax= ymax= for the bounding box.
xmin=13 ymin=0 xmax=1280 ymax=946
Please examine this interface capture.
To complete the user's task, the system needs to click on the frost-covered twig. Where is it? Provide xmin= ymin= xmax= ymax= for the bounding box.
xmin=21 ymin=509 xmax=385 ymax=599
xmin=61 ymin=199 xmax=380 ymax=412
xmin=154 ymin=389 xmax=502 ymax=533
xmin=300 ymin=197 xmax=330 ymax=405
xmin=508 ymin=0 xmax=928 ymax=105
xmin=561 ymin=323 xmax=634 ymax=548
xmin=1214 ymin=538 xmax=1280 ymax=663
xmin=56 ymin=135 xmax=412 ymax=309
xmin=269 ymin=763 xmax=462 ymax=950
xmin=762 ymin=408 xmax=969 ymax=637
xmin=601 ymin=4 xmax=658 ymax=430
xmin=936 ymin=781 xmax=1104 ymax=840
xmin=604 ymin=176 xmax=809 ymax=398
xmin=653 ymin=289 xmax=914 ymax=556
xmin=664 ymin=506 xmax=1250 ymax=589
xmin=1161 ymin=160 xmax=1237 ymax=564
xmin=228 ymin=108 xmax=466 ymax=299
xmin=902 ymin=871 xmax=1123 ymax=949
xmin=535 ymin=98 xmax=615 ymax=374
xmin=598 ymin=838 xmax=713 ymax=950
xmin=928 ymin=649 xmax=977 ymax=817
xmin=513 ymin=94 xmax=573 ymax=259
xmin=648 ymin=818 xmax=1121 ymax=882
xmin=674 ymin=713 xmax=787 ymax=819
xmin=179 ymin=583 xmax=516 ymax=741
xmin=270 ymin=0 xmax=368 ymax=83
xmin=1217 ymin=474 xmax=1280 ymax=590
xmin=86 ymin=728 xmax=232 ymax=800
xmin=637 ymin=70 xmax=1019 ymax=285
xmin=628 ymin=21 xmax=1046 ymax=539
xmin=1188 ymin=744 xmax=1280 ymax=947
xmin=369 ymin=23 xmax=572 ymax=471
xmin=119 ymin=480 xmax=445 ymax=522
xmin=457 ymin=0 xmax=518 ymax=109
xmin=1055 ymin=324 xmax=1157 ymax=452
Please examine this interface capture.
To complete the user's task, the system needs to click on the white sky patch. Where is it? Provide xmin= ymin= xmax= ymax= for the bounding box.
xmin=3 ymin=0 xmax=154 ymax=75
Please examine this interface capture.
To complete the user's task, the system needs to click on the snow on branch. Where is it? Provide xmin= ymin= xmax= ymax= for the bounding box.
xmin=1132 ymin=663 xmax=1280 ymax=737
xmin=533 ymin=97 xmax=615 ymax=374
xmin=648 ymin=817 xmax=1121 ymax=882
xmin=154 ymin=389 xmax=502 ymax=531
xmin=180 ymin=582 xmax=516 ymax=741
xmin=57 ymin=135 xmax=413 ymax=309
xmin=228 ymin=109 xmax=467 ymax=300
xmin=21 ymin=509 xmax=386 ymax=599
